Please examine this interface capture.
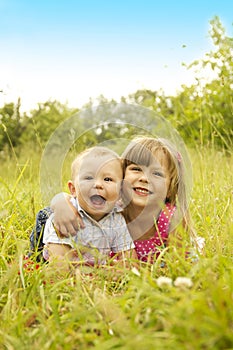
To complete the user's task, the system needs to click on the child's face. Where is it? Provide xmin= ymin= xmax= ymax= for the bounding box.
xmin=69 ymin=154 xmax=123 ymax=221
xmin=123 ymin=151 xmax=170 ymax=210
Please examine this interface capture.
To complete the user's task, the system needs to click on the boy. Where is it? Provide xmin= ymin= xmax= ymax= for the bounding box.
xmin=43 ymin=146 xmax=136 ymax=267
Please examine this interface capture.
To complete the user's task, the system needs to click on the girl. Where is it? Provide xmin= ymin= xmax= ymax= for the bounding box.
xmin=30 ymin=137 xmax=204 ymax=263
xmin=119 ymin=137 xmax=202 ymax=262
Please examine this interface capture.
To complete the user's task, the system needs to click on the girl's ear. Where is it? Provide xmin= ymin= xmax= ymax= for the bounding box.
xmin=68 ymin=180 xmax=76 ymax=196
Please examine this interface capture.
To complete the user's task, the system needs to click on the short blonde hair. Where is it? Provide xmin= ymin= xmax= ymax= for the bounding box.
xmin=71 ymin=146 xmax=122 ymax=181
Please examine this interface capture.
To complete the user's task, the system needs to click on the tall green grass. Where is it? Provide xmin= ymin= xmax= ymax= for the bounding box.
xmin=0 ymin=145 xmax=232 ymax=350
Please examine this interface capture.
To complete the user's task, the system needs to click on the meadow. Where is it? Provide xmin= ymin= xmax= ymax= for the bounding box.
xmin=0 ymin=144 xmax=232 ymax=350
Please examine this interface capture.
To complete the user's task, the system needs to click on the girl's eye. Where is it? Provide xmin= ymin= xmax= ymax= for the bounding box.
xmin=153 ymin=171 xmax=164 ymax=177
xmin=131 ymin=166 xmax=141 ymax=171
xmin=104 ymin=177 xmax=113 ymax=182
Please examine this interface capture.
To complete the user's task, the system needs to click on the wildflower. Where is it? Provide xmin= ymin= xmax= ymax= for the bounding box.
xmin=131 ymin=267 xmax=141 ymax=277
xmin=108 ymin=328 xmax=114 ymax=336
xmin=174 ymin=277 xmax=193 ymax=288
xmin=156 ymin=276 xmax=172 ymax=288
xmin=196 ymin=236 xmax=205 ymax=253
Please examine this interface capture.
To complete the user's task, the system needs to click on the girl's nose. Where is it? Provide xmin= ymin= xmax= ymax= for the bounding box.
xmin=139 ymin=173 xmax=148 ymax=183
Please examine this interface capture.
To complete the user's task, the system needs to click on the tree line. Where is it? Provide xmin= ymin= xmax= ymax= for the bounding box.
xmin=0 ymin=17 xmax=232 ymax=156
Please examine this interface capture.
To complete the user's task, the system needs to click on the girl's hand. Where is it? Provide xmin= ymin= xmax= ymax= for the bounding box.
xmin=51 ymin=192 xmax=85 ymax=236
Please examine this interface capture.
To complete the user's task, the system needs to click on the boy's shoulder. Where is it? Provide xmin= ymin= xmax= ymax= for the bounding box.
xmin=114 ymin=200 xmax=124 ymax=213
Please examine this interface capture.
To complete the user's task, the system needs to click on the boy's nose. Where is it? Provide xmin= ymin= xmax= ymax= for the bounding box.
xmin=93 ymin=180 xmax=103 ymax=189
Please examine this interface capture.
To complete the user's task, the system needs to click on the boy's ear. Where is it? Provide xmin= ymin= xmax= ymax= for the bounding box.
xmin=68 ymin=180 xmax=76 ymax=196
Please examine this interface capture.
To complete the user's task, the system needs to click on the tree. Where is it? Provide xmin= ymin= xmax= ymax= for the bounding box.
xmin=127 ymin=17 xmax=233 ymax=149
xmin=0 ymin=98 xmax=23 ymax=152
xmin=173 ymin=16 xmax=233 ymax=148
xmin=20 ymin=100 xmax=79 ymax=148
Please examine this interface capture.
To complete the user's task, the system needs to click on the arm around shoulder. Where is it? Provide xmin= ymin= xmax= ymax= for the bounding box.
xmin=50 ymin=192 xmax=85 ymax=236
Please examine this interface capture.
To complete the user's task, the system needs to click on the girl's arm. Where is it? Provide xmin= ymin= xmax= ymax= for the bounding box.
xmin=51 ymin=192 xmax=85 ymax=236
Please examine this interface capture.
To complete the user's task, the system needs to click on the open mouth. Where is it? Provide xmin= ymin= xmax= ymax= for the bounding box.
xmin=133 ymin=187 xmax=152 ymax=195
xmin=90 ymin=194 xmax=106 ymax=206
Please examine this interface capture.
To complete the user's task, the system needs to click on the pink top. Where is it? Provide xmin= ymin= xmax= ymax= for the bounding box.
xmin=134 ymin=203 xmax=176 ymax=263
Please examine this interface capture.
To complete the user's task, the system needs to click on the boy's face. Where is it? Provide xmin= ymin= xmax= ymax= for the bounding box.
xmin=68 ymin=154 xmax=123 ymax=221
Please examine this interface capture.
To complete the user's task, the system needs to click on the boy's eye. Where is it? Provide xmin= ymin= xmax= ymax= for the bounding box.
xmin=104 ymin=177 xmax=113 ymax=182
xmin=85 ymin=176 xmax=93 ymax=180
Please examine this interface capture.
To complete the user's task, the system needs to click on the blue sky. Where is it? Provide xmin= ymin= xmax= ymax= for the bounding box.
xmin=0 ymin=0 xmax=232 ymax=112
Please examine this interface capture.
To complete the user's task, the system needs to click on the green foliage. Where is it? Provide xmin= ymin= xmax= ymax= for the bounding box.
xmin=0 ymin=15 xmax=232 ymax=350
xmin=20 ymin=100 xmax=79 ymax=148
xmin=127 ymin=17 xmax=233 ymax=150
xmin=177 ymin=16 xmax=233 ymax=148
xmin=1 ymin=17 xmax=232 ymax=157
xmin=0 ymin=146 xmax=232 ymax=349
xmin=0 ymin=99 xmax=23 ymax=153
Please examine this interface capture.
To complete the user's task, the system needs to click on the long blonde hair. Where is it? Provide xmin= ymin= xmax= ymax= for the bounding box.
xmin=121 ymin=136 xmax=196 ymax=239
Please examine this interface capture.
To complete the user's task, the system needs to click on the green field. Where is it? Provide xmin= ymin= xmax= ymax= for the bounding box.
xmin=0 ymin=144 xmax=232 ymax=350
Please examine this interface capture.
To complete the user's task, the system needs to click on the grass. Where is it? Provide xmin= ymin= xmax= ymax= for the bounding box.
xmin=0 ymin=145 xmax=232 ymax=350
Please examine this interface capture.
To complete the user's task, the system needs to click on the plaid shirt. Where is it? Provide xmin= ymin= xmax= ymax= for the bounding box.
xmin=43 ymin=198 xmax=135 ymax=262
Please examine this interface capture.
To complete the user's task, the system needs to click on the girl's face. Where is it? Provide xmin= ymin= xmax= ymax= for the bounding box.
xmin=123 ymin=151 xmax=170 ymax=210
